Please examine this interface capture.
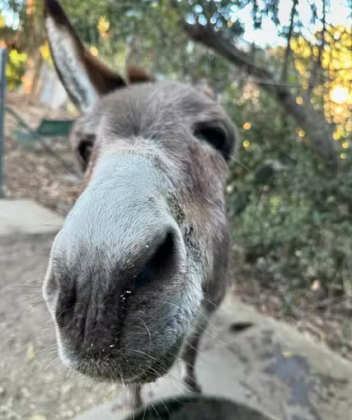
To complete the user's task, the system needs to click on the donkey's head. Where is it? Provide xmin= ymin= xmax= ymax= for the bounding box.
xmin=43 ymin=0 xmax=237 ymax=384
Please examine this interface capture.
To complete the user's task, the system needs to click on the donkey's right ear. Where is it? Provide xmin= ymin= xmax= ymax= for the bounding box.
xmin=44 ymin=0 xmax=126 ymax=112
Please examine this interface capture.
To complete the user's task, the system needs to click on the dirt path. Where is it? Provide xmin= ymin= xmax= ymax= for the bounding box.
xmin=0 ymin=234 xmax=125 ymax=420
xmin=3 ymin=97 xmax=80 ymax=215
xmin=1 ymin=230 xmax=352 ymax=420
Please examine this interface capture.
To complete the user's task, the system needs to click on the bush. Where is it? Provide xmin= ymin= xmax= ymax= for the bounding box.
xmin=224 ymin=84 xmax=352 ymax=297
xmin=6 ymin=49 xmax=27 ymax=90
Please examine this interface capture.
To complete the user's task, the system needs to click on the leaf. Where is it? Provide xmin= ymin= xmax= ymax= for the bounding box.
xmin=311 ymin=280 xmax=321 ymax=291
xmin=254 ymin=164 xmax=275 ymax=186
xmin=27 ymin=343 xmax=35 ymax=360
xmin=230 ymin=190 xmax=251 ymax=216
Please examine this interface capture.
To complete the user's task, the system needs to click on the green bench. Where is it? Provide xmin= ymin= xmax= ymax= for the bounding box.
xmin=12 ymin=117 xmax=74 ymax=146
xmin=5 ymin=106 xmax=79 ymax=175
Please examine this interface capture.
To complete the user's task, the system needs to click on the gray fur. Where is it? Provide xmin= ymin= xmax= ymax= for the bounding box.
xmin=42 ymin=0 xmax=238 ymax=409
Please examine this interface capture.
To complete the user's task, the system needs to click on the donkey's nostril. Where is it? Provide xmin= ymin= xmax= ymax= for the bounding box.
xmin=132 ymin=231 xmax=176 ymax=289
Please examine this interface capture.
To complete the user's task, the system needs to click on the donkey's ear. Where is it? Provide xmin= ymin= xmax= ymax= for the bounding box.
xmin=195 ymin=79 xmax=216 ymax=100
xmin=44 ymin=0 xmax=126 ymax=112
xmin=126 ymin=64 xmax=155 ymax=84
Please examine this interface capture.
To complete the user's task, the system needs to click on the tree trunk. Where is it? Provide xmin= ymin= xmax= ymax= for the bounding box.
xmin=183 ymin=23 xmax=337 ymax=167
xmin=29 ymin=51 xmax=43 ymax=103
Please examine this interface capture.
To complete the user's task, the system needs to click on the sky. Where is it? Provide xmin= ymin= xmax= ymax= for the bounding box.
xmin=0 ymin=0 xmax=23 ymax=28
xmin=233 ymin=0 xmax=352 ymax=47
xmin=1 ymin=0 xmax=351 ymax=47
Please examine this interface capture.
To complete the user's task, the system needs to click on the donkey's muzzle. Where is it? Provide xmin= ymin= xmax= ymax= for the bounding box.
xmin=43 ymin=153 xmax=192 ymax=381
xmin=44 ymin=220 xmax=181 ymax=353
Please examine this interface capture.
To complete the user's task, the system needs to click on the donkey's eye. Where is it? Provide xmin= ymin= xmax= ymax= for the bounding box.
xmin=78 ymin=139 xmax=93 ymax=169
xmin=193 ymin=124 xmax=230 ymax=160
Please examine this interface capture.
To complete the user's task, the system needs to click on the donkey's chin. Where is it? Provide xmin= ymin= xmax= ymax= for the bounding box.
xmin=57 ymin=334 xmax=185 ymax=384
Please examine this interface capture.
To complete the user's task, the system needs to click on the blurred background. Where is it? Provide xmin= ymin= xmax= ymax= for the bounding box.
xmin=1 ymin=0 xmax=352 ymax=419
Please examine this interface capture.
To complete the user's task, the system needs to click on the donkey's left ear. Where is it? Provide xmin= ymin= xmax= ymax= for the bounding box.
xmin=44 ymin=0 xmax=126 ymax=112
xmin=126 ymin=64 xmax=155 ymax=84
xmin=195 ymin=80 xmax=217 ymax=100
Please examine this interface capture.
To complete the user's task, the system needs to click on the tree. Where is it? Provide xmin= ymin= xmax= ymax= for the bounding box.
xmin=167 ymin=0 xmax=345 ymax=166
xmin=291 ymin=25 xmax=352 ymax=143
xmin=39 ymin=0 xmax=346 ymax=166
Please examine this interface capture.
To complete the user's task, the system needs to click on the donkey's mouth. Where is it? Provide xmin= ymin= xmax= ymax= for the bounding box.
xmin=61 ymin=335 xmax=184 ymax=384
xmin=130 ymin=336 xmax=184 ymax=384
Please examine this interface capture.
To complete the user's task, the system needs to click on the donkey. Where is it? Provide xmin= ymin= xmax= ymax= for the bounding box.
xmin=42 ymin=0 xmax=238 ymax=408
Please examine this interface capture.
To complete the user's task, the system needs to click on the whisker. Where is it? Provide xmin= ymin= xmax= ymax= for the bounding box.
xmin=136 ymin=316 xmax=152 ymax=351
xmin=130 ymin=349 xmax=157 ymax=361
xmin=141 ymin=404 xmax=147 ymax=420
xmin=228 ymin=155 xmax=250 ymax=171
xmin=44 ymin=356 xmax=60 ymax=371
xmin=150 ymin=403 xmax=159 ymax=417
xmin=160 ymin=397 xmax=171 ymax=417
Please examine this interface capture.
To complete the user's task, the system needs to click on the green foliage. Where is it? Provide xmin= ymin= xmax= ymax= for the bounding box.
xmin=225 ymin=84 xmax=352 ymax=296
xmin=6 ymin=49 xmax=27 ymax=90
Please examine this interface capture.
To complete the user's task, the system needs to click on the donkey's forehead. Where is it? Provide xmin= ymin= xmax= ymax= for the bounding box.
xmin=104 ymin=81 xmax=221 ymax=112
xmin=71 ymin=80 xmax=237 ymax=163
xmin=94 ymin=81 xmax=230 ymax=132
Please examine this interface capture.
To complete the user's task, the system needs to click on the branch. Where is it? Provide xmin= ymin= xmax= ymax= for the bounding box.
xmin=281 ymin=0 xmax=298 ymax=83
xmin=307 ymin=0 xmax=326 ymax=99
xmin=183 ymin=22 xmax=337 ymax=167
xmin=184 ymin=23 xmax=274 ymax=83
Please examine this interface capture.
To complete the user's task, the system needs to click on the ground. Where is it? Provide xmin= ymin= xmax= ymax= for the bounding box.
xmin=1 ymin=221 xmax=352 ymax=420
xmin=3 ymin=93 xmax=80 ymax=215
xmin=0 ymin=233 xmax=123 ymax=420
